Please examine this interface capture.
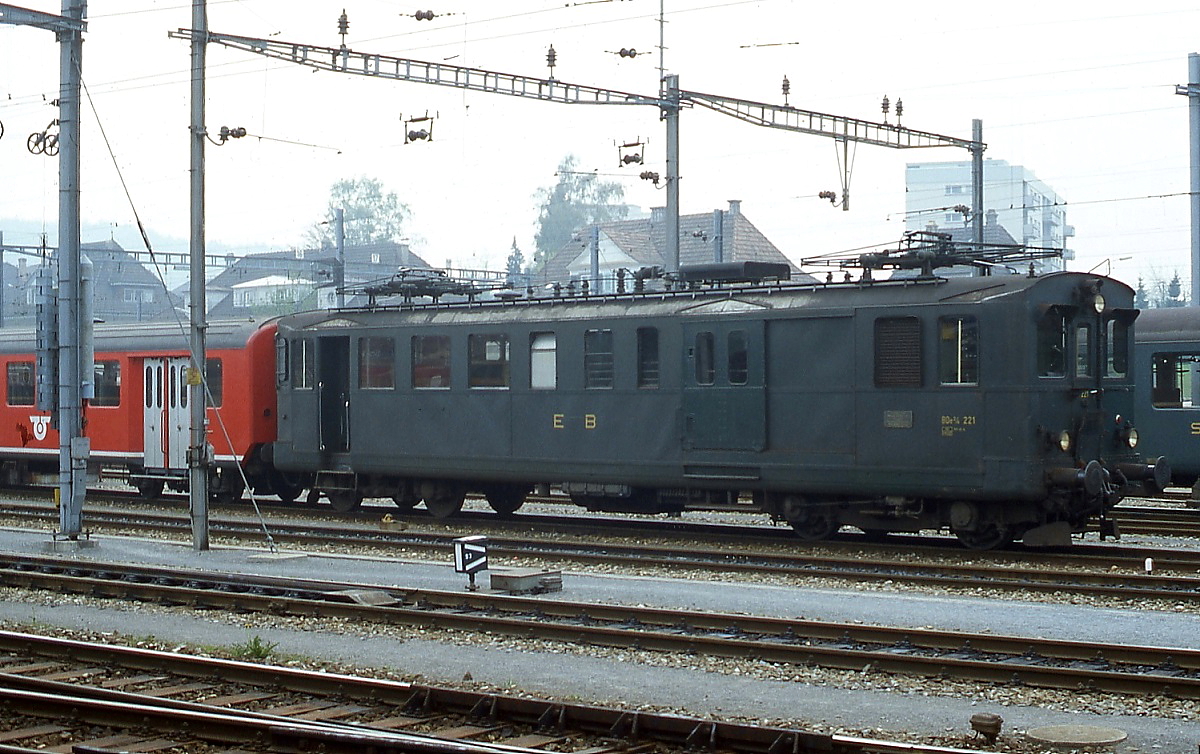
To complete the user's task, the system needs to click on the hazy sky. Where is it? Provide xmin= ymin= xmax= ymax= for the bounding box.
xmin=2 ymin=1 xmax=1199 ymax=287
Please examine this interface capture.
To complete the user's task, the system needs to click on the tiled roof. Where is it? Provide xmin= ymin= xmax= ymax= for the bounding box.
xmin=541 ymin=206 xmax=812 ymax=283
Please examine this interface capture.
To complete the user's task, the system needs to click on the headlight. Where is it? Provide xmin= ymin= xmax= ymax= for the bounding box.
xmin=1058 ymin=430 xmax=1072 ymax=452
xmin=1125 ymin=427 xmax=1139 ymax=449
xmin=1092 ymin=293 xmax=1105 ymax=314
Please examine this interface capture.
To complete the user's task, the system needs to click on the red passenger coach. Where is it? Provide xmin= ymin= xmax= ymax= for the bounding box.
xmin=0 ymin=319 xmax=279 ymax=501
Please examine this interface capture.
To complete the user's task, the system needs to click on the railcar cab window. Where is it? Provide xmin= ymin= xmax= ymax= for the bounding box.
xmin=1105 ymin=317 xmax=1130 ymax=378
xmin=6 ymin=362 xmax=34 ymax=406
xmin=1075 ymin=325 xmax=1093 ymax=378
xmin=637 ymin=327 xmax=660 ymax=388
xmin=93 ymin=360 xmax=121 ymax=407
xmin=530 ymin=333 xmax=557 ymax=390
xmin=874 ymin=317 xmax=922 ymax=388
xmin=1036 ymin=309 xmax=1067 ymax=378
xmin=359 ymin=337 xmax=396 ymax=389
xmin=728 ymin=331 xmax=749 ymax=385
xmin=938 ymin=316 xmax=978 ymax=386
xmin=288 ymin=338 xmax=315 ymax=389
xmin=412 ymin=335 xmax=451 ymax=388
xmin=469 ymin=334 xmax=510 ymax=388
xmin=1151 ymin=352 xmax=1199 ymax=408
xmin=695 ymin=332 xmax=716 ymax=385
xmin=584 ymin=329 xmax=614 ymax=389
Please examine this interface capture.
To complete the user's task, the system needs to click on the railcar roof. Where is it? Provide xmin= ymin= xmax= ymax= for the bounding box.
xmin=0 ymin=318 xmax=270 ymax=354
xmin=1134 ymin=306 xmax=1200 ymax=343
xmin=278 ymin=271 xmax=1127 ymax=330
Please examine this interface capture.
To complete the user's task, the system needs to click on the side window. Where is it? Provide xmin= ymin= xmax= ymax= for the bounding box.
xmin=728 ymin=330 xmax=748 ymax=385
xmin=469 ymin=333 xmax=510 ymax=388
xmin=6 ymin=362 xmax=34 ymax=406
xmin=637 ymin=327 xmax=659 ymax=389
xmin=206 ymin=358 xmax=224 ymax=408
xmin=412 ymin=334 xmax=451 ymax=389
xmin=695 ymin=332 xmax=715 ymax=385
xmin=359 ymin=337 xmax=396 ymax=389
xmin=93 ymin=360 xmax=121 ymax=406
xmin=1152 ymin=352 xmax=1199 ymax=408
xmin=1075 ymin=324 xmax=1092 ymax=378
xmin=291 ymin=338 xmax=314 ymax=389
xmin=874 ymin=317 xmax=922 ymax=388
xmin=1037 ymin=310 xmax=1067 ymax=378
xmin=938 ymin=316 xmax=978 ymax=386
xmin=145 ymin=365 xmax=154 ymax=408
xmin=530 ymin=332 xmax=557 ymax=390
xmin=584 ymin=329 xmax=614 ymax=389
xmin=275 ymin=338 xmax=289 ymax=385
xmin=1106 ymin=318 xmax=1129 ymax=378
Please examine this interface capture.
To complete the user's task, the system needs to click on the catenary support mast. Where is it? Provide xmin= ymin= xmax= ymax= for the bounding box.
xmin=188 ymin=0 xmax=209 ymax=550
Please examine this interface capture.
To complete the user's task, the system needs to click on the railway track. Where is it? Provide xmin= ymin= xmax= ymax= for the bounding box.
xmin=0 ymin=629 xmax=969 ymax=754
xmin=0 ymin=552 xmax=1197 ymax=702
xmin=1 ymin=501 xmax=1198 ymax=604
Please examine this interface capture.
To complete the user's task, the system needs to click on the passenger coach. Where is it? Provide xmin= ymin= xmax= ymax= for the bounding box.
xmin=0 ymin=319 xmax=282 ymax=501
xmin=1132 ymin=306 xmax=1200 ymax=495
xmin=270 ymin=269 xmax=1165 ymax=548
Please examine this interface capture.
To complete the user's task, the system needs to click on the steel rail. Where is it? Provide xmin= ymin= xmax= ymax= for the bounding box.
xmin=0 ymin=557 xmax=1195 ymax=699
xmin=2 ymin=503 xmax=1199 ymax=600
xmin=0 ymin=629 xmax=982 ymax=754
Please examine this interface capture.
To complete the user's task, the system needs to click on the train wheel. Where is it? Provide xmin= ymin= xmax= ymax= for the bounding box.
xmin=391 ymin=490 xmax=418 ymax=511
xmin=483 ymin=485 xmax=527 ymax=516
xmin=271 ymin=472 xmax=306 ymax=504
xmin=953 ymin=524 xmax=1012 ymax=550
xmin=327 ymin=490 xmax=363 ymax=513
xmin=135 ymin=479 xmax=164 ymax=501
xmin=423 ymin=488 xmax=465 ymax=519
xmin=781 ymin=495 xmax=839 ymax=541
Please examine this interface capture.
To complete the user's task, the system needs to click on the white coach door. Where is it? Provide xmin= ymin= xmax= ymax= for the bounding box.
xmin=143 ymin=357 xmax=190 ymax=471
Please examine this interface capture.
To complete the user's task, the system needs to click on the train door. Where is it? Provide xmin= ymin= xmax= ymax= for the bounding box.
xmin=682 ymin=321 xmax=765 ymax=451
xmin=317 ymin=336 xmax=351 ymax=453
xmin=143 ymin=357 xmax=190 ymax=471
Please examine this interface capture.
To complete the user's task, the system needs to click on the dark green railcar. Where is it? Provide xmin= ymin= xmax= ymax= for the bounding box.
xmin=269 ymin=269 xmax=1165 ymax=549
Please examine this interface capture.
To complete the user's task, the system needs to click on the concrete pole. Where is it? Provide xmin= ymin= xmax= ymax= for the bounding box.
xmin=589 ymin=224 xmax=600 ymax=287
xmin=664 ymin=74 xmax=681 ymax=275
xmin=335 ymin=208 xmax=345 ymax=307
xmin=188 ymin=0 xmax=209 ymax=550
xmin=971 ymin=119 xmax=984 ymax=248
xmin=1189 ymin=54 xmax=1200 ymax=305
xmin=57 ymin=0 xmax=86 ymax=538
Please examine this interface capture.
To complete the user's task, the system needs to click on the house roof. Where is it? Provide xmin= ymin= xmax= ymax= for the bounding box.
xmin=541 ymin=202 xmax=813 ymax=283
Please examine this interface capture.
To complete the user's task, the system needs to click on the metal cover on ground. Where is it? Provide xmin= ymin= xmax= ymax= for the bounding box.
xmin=490 ymin=568 xmax=562 ymax=594
xmin=1025 ymin=725 xmax=1127 ymax=748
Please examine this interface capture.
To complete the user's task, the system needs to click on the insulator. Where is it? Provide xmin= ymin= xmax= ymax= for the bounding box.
xmin=895 ymin=98 xmax=903 ymax=117
xmin=408 ymin=129 xmax=429 ymax=141
xmin=620 ymin=48 xmax=637 ymax=58
xmin=622 ymin=154 xmax=642 ymax=165
xmin=546 ymin=45 xmax=557 ymax=68
xmin=818 ymin=190 xmax=837 ymax=202
xmin=639 ymin=171 xmax=660 ymax=182
xmin=881 ymin=94 xmax=889 ymax=115
xmin=338 ymin=9 xmax=349 ymax=35
xmin=781 ymin=75 xmax=790 ymax=96
xmin=415 ymin=10 xmax=434 ymax=20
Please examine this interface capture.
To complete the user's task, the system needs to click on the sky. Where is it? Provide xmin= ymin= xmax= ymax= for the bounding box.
xmin=1 ymin=1 xmax=1199 ymax=289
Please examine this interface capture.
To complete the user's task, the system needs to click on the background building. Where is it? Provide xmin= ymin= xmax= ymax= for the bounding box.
xmin=904 ymin=159 xmax=1075 ymax=271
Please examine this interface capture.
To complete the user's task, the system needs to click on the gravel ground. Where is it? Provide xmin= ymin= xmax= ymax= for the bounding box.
xmin=0 ymin=516 xmax=1197 ymax=752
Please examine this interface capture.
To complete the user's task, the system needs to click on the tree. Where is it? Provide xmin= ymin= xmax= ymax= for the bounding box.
xmin=307 ymin=176 xmax=410 ymax=249
xmin=532 ymin=155 xmax=628 ymax=271
xmin=505 ymin=237 xmax=527 ymax=286
xmin=1134 ymin=277 xmax=1148 ymax=310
